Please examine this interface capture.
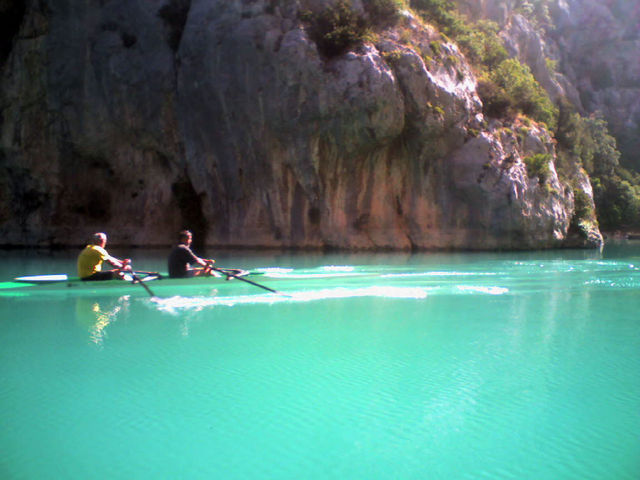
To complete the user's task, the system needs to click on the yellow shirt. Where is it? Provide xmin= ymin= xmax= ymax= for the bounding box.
xmin=77 ymin=245 xmax=110 ymax=278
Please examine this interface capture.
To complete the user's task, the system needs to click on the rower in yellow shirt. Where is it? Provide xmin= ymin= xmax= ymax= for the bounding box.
xmin=77 ymin=232 xmax=132 ymax=281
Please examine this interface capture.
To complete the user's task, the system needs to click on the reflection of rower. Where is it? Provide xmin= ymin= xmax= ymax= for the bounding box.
xmin=77 ymin=232 xmax=132 ymax=281
xmin=75 ymin=296 xmax=129 ymax=345
xmin=168 ymin=230 xmax=215 ymax=278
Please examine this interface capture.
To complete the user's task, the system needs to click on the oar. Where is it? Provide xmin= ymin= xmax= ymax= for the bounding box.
xmin=128 ymin=271 xmax=157 ymax=298
xmin=133 ymin=271 xmax=163 ymax=278
xmin=209 ymin=264 xmax=288 ymax=296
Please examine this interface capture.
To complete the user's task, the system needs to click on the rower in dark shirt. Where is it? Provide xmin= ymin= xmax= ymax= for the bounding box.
xmin=168 ymin=230 xmax=215 ymax=278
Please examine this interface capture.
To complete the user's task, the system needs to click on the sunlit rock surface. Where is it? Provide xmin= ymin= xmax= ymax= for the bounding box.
xmin=0 ymin=0 xmax=607 ymax=249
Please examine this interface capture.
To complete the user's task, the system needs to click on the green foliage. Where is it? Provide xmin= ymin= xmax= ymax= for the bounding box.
xmin=429 ymin=40 xmax=442 ymax=56
xmin=410 ymin=2 xmax=507 ymax=70
xmin=406 ymin=0 xmax=638 ymax=230
xmin=517 ymin=126 xmax=531 ymax=146
xmin=456 ymin=20 xmax=508 ymax=71
xmin=572 ymin=187 xmax=595 ymax=223
xmin=545 ymin=57 xmax=557 ymax=72
xmin=556 ymin=101 xmax=639 ymax=229
xmin=555 ymin=99 xmax=581 ymax=151
xmin=490 ymin=59 xmax=558 ymax=130
xmin=592 ymin=176 xmax=640 ymax=229
xmin=558 ymin=109 xmax=620 ymax=177
xmin=524 ymin=153 xmax=552 ymax=185
xmin=302 ymin=0 xmax=404 ymax=58
xmin=409 ymin=0 xmax=465 ymax=36
xmin=365 ymin=0 xmax=405 ymax=27
xmin=476 ymin=76 xmax=513 ymax=118
xmin=399 ymin=27 xmax=413 ymax=44
xmin=426 ymin=102 xmax=445 ymax=116
xmin=514 ymin=0 xmax=552 ymax=29
xmin=410 ymin=1 xmax=554 ymax=132
xmin=301 ymin=0 xmax=368 ymax=57
xmin=382 ymin=49 xmax=403 ymax=62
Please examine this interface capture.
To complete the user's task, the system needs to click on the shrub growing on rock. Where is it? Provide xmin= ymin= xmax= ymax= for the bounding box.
xmin=365 ymin=0 xmax=405 ymax=27
xmin=301 ymin=0 xmax=368 ymax=57
xmin=491 ymin=59 xmax=558 ymax=131
xmin=302 ymin=0 xmax=403 ymax=58
xmin=524 ymin=153 xmax=552 ymax=185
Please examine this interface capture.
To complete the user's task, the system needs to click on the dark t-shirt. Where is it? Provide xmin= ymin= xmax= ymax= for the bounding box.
xmin=168 ymin=244 xmax=200 ymax=278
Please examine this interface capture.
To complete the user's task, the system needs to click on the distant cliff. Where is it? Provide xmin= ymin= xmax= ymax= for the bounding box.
xmin=2 ymin=0 xmax=624 ymax=249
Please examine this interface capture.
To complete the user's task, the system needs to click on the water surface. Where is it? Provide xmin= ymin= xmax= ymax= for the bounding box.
xmin=1 ymin=244 xmax=639 ymax=479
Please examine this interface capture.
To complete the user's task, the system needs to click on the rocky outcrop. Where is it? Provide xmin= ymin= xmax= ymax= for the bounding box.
xmin=551 ymin=0 xmax=640 ymax=169
xmin=458 ymin=0 xmax=640 ymax=169
xmin=0 ymin=0 xmax=602 ymax=249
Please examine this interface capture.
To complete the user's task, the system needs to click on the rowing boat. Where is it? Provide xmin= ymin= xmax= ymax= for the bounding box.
xmin=1 ymin=269 xmax=252 ymax=297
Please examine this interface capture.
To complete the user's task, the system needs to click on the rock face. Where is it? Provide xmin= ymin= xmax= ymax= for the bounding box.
xmin=0 ymin=0 xmax=603 ymax=249
xmin=552 ymin=0 xmax=640 ymax=169
xmin=459 ymin=0 xmax=640 ymax=169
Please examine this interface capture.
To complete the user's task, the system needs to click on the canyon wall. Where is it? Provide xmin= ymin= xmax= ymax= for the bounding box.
xmin=0 ymin=0 xmax=608 ymax=249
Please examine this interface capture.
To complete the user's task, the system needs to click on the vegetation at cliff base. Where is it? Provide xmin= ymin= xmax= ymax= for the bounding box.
xmin=557 ymin=106 xmax=640 ymax=229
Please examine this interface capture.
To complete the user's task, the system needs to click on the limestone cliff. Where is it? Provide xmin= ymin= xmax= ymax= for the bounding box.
xmin=0 ymin=0 xmax=604 ymax=249
xmin=457 ymin=0 xmax=640 ymax=170
xmin=552 ymin=0 xmax=640 ymax=170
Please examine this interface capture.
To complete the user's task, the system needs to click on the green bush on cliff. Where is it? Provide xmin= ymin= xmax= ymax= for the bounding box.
xmin=490 ymin=59 xmax=558 ymax=131
xmin=524 ymin=153 xmax=552 ymax=185
xmin=410 ymin=0 xmax=510 ymax=69
xmin=409 ymin=0 xmax=465 ymax=36
xmin=476 ymin=77 xmax=513 ymax=118
xmin=576 ymin=114 xmax=620 ymax=177
xmin=456 ymin=20 xmax=508 ymax=70
xmin=572 ymin=187 xmax=595 ymax=222
xmin=302 ymin=0 xmax=404 ymax=57
xmin=301 ymin=0 xmax=367 ymax=57
xmin=365 ymin=0 xmax=405 ymax=27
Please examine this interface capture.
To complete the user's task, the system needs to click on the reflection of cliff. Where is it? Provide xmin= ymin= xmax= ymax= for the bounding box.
xmin=76 ymin=296 xmax=128 ymax=345
xmin=0 ymin=1 xmax=608 ymax=249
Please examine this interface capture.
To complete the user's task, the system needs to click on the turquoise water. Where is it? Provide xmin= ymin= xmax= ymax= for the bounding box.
xmin=1 ymin=244 xmax=639 ymax=479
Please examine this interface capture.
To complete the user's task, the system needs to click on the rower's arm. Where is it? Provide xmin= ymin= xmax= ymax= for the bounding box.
xmin=196 ymin=257 xmax=214 ymax=267
xmin=106 ymin=255 xmax=130 ymax=269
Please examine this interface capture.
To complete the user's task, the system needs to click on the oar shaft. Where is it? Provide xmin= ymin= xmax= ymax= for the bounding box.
xmin=211 ymin=266 xmax=286 ymax=296
xmin=129 ymin=272 xmax=156 ymax=298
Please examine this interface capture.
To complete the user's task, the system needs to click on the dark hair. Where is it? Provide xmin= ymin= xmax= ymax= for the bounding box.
xmin=178 ymin=230 xmax=192 ymax=242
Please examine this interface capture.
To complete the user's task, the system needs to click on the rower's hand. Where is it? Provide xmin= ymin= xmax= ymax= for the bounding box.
xmin=122 ymin=259 xmax=132 ymax=271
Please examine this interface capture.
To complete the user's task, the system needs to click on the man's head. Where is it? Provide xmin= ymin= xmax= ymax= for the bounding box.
xmin=179 ymin=230 xmax=193 ymax=246
xmin=92 ymin=232 xmax=107 ymax=247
